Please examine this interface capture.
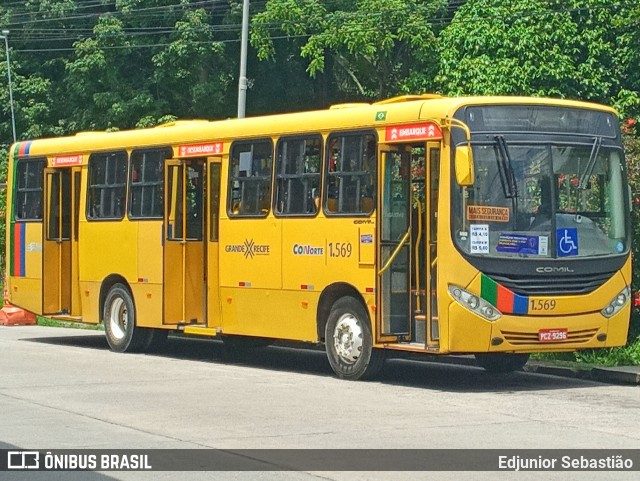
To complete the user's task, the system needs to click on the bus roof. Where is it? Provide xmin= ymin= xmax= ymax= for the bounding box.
xmin=11 ymin=95 xmax=618 ymax=159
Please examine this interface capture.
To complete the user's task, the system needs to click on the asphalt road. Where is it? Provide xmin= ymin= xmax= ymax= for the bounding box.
xmin=1 ymin=325 xmax=639 ymax=481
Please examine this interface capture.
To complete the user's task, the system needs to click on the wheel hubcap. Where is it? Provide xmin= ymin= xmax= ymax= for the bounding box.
xmin=333 ymin=313 xmax=364 ymax=364
xmin=108 ymin=298 xmax=127 ymax=341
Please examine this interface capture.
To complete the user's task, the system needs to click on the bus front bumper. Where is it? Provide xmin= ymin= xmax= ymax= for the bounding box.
xmin=446 ymin=302 xmax=630 ymax=354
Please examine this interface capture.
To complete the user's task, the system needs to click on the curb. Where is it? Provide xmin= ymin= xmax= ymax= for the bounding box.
xmin=591 ymin=366 xmax=640 ymax=385
xmin=438 ymin=356 xmax=640 ymax=386
xmin=525 ymin=361 xmax=640 ymax=386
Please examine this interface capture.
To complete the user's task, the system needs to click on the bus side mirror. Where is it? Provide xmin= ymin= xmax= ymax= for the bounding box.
xmin=455 ymin=145 xmax=474 ymax=186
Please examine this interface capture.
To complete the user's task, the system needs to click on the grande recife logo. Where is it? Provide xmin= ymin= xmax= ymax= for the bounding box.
xmin=225 ymin=239 xmax=270 ymax=259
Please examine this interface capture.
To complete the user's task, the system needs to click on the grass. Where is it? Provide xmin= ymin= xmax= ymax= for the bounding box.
xmin=37 ymin=316 xmax=104 ymax=331
xmin=533 ymin=340 xmax=640 ymax=366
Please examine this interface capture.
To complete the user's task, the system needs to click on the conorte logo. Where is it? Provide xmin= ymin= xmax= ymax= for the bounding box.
xmin=8 ymin=451 xmax=39 ymax=469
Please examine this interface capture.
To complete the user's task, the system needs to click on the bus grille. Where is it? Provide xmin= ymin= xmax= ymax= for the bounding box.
xmin=486 ymin=271 xmax=613 ymax=296
xmin=501 ymin=328 xmax=598 ymax=345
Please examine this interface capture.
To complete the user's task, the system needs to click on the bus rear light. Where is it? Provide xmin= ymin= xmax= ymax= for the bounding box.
xmin=448 ymin=284 xmax=502 ymax=321
xmin=601 ymin=286 xmax=630 ymax=318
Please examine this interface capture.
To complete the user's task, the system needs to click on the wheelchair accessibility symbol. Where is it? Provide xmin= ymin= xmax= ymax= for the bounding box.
xmin=557 ymin=228 xmax=578 ymax=257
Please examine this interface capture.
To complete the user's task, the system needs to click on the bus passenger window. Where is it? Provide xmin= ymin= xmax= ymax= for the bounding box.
xmin=87 ymin=151 xmax=128 ymax=220
xmin=129 ymin=148 xmax=170 ymax=219
xmin=228 ymin=139 xmax=273 ymax=217
xmin=324 ymin=132 xmax=376 ymax=215
xmin=14 ymin=158 xmax=46 ymax=221
xmin=274 ymin=135 xmax=322 ymax=216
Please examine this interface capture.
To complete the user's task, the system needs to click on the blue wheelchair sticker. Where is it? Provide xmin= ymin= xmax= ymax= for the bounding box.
xmin=557 ymin=228 xmax=578 ymax=257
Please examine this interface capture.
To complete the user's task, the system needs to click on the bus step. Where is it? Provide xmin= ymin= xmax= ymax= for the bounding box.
xmin=414 ymin=314 xmax=426 ymax=343
xmin=182 ymin=325 xmax=219 ymax=338
xmin=431 ymin=317 xmax=440 ymax=341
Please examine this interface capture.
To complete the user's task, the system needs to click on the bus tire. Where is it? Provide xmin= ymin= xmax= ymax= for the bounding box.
xmin=103 ymin=283 xmax=147 ymax=353
xmin=474 ymin=353 xmax=530 ymax=373
xmin=325 ymin=297 xmax=384 ymax=380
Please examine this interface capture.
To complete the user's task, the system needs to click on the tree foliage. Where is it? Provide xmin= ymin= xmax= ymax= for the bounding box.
xmin=251 ymin=0 xmax=447 ymax=99
xmin=437 ymin=0 xmax=640 ymax=119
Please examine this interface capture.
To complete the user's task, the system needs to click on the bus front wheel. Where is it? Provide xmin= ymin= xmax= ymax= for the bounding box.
xmin=325 ymin=297 xmax=384 ymax=380
xmin=103 ymin=283 xmax=148 ymax=353
xmin=474 ymin=353 xmax=530 ymax=373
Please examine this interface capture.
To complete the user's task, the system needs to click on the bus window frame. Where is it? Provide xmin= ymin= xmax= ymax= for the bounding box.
xmin=86 ymin=150 xmax=129 ymax=222
xmin=227 ymin=138 xmax=274 ymax=219
xmin=273 ymin=133 xmax=323 ymax=218
xmin=128 ymin=146 xmax=172 ymax=221
xmin=13 ymin=157 xmax=46 ymax=222
xmin=323 ymin=129 xmax=378 ymax=217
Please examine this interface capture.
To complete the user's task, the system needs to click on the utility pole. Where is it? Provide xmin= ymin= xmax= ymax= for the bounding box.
xmin=237 ymin=0 xmax=249 ymax=118
xmin=0 ymin=29 xmax=16 ymax=143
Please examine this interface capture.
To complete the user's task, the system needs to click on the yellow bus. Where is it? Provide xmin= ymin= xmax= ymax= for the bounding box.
xmin=4 ymin=94 xmax=631 ymax=379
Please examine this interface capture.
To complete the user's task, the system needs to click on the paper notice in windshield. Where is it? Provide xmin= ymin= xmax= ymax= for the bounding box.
xmin=497 ymin=234 xmax=549 ymax=256
xmin=470 ymin=224 xmax=490 ymax=254
xmin=467 ymin=205 xmax=510 ymax=222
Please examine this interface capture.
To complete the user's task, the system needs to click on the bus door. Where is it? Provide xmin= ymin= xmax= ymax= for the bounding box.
xmin=163 ymin=159 xmax=206 ymax=325
xmin=43 ymin=167 xmax=81 ymax=316
xmin=378 ymin=150 xmax=412 ymax=341
xmin=422 ymin=142 xmax=441 ymax=348
xmin=206 ymin=157 xmax=222 ymax=327
xmin=378 ymin=143 xmax=441 ymax=346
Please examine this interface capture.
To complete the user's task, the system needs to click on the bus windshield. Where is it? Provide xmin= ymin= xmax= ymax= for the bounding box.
xmin=452 ymin=107 xmax=628 ymax=259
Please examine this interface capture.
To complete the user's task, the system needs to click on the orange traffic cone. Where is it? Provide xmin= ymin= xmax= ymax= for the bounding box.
xmin=0 ymin=284 xmax=36 ymax=326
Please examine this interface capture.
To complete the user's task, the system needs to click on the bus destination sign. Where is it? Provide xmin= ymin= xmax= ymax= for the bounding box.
xmin=385 ymin=122 xmax=442 ymax=142
xmin=178 ymin=142 xmax=224 ymax=157
xmin=51 ymin=154 xmax=83 ymax=167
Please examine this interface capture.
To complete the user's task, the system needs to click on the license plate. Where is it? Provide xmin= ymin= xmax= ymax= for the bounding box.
xmin=538 ymin=328 xmax=568 ymax=342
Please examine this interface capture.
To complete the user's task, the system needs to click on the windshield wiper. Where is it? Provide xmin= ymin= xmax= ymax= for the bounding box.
xmin=578 ymin=136 xmax=602 ymax=190
xmin=494 ymin=135 xmax=518 ymax=199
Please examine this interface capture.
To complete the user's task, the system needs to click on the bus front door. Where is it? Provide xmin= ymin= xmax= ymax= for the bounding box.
xmin=163 ymin=159 xmax=205 ymax=325
xmin=378 ymin=151 xmax=412 ymax=341
xmin=206 ymin=158 xmax=222 ymax=327
xmin=43 ymin=167 xmax=81 ymax=316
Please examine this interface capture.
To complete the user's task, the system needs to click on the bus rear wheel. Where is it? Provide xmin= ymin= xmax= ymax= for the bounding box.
xmin=474 ymin=353 xmax=530 ymax=373
xmin=103 ymin=283 xmax=149 ymax=353
xmin=325 ymin=297 xmax=384 ymax=380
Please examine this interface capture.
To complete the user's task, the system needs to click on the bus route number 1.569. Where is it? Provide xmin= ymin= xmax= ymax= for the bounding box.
xmin=328 ymin=242 xmax=352 ymax=258
xmin=530 ymin=299 xmax=557 ymax=311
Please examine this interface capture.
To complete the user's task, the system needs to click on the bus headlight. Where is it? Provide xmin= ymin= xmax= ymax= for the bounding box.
xmin=601 ymin=286 xmax=630 ymax=318
xmin=448 ymin=284 xmax=502 ymax=321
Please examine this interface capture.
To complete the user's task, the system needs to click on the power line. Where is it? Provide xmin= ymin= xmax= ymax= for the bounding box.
xmin=3 ymin=0 xmax=639 ymax=55
xmin=15 ymin=34 xmax=311 ymax=53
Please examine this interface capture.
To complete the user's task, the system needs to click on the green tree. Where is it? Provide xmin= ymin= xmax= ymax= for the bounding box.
xmin=150 ymin=7 xmax=230 ymax=121
xmin=251 ymin=0 xmax=447 ymax=100
xmin=437 ymin=0 xmax=640 ymax=117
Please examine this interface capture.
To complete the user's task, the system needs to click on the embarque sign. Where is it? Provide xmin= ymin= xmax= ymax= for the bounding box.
xmin=385 ymin=122 xmax=442 ymax=142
